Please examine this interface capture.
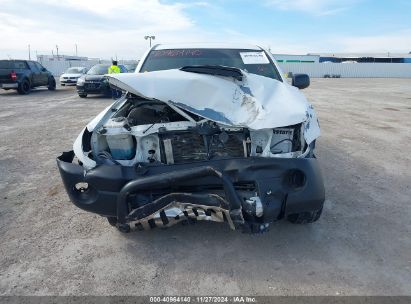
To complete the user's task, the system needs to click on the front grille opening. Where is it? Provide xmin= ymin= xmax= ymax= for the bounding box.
xmin=160 ymin=131 xmax=246 ymax=164
xmin=129 ymin=181 xmax=257 ymax=206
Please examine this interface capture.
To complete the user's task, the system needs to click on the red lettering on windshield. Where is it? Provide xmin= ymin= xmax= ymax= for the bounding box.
xmin=152 ymin=49 xmax=202 ymax=57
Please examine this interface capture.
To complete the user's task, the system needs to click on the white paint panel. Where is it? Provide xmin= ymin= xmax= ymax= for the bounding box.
xmin=107 ymin=69 xmax=312 ymax=129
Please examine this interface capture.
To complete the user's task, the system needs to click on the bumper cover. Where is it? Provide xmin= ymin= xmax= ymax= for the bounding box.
xmin=60 ymin=80 xmax=77 ymax=84
xmin=57 ymin=151 xmax=325 ymax=231
xmin=76 ymin=83 xmax=110 ymax=95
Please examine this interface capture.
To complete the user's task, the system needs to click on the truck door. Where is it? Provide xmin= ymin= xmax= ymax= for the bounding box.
xmin=27 ymin=61 xmax=41 ymax=86
xmin=35 ymin=62 xmax=49 ymax=85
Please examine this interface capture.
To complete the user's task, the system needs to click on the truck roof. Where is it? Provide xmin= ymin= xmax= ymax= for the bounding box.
xmin=0 ymin=59 xmax=27 ymax=62
xmin=0 ymin=60 xmax=29 ymax=69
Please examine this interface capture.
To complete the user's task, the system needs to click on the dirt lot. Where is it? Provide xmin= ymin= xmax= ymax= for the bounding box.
xmin=0 ymin=79 xmax=410 ymax=296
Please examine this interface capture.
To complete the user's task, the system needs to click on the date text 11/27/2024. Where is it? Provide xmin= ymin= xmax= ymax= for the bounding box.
xmin=149 ymin=296 xmax=257 ymax=303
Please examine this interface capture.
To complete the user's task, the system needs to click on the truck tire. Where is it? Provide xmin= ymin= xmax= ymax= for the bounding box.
xmin=48 ymin=77 xmax=56 ymax=90
xmin=287 ymin=207 xmax=323 ymax=224
xmin=18 ymin=79 xmax=30 ymax=95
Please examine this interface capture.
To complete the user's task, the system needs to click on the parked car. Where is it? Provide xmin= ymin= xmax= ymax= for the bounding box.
xmin=76 ymin=63 xmax=127 ymax=98
xmin=60 ymin=67 xmax=87 ymax=86
xmin=0 ymin=59 xmax=56 ymax=94
xmin=58 ymin=43 xmax=324 ymax=233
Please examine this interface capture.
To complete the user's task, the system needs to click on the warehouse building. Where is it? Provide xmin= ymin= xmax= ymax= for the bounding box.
xmin=36 ymin=54 xmax=138 ymax=76
xmin=272 ymin=54 xmax=319 ymax=63
xmin=314 ymin=52 xmax=411 ymax=63
xmin=273 ymin=53 xmax=411 ymax=64
xmin=273 ymin=52 xmax=411 ymax=78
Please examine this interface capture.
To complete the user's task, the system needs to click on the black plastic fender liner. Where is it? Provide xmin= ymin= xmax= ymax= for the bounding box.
xmin=116 ymin=166 xmax=245 ymax=229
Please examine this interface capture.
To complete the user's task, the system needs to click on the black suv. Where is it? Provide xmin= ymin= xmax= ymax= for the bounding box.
xmin=76 ymin=63 xmax=127 ymax=98
xmin=0 ymin=60 xmax=56 ymax=94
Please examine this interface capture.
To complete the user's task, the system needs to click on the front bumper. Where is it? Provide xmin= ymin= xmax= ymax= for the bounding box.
xmin=57 ymin=151 xmax=325 ymax=232
xmin=76 ymin=82 xmax=110 ymax=95
xmin=60 ymin=79 xmax=78 ymax=85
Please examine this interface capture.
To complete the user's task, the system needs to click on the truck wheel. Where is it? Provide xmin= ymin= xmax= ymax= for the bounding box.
xmin=18 ymin=79 xmax=30 ymax=95
xmin=78 ymin=93 xmax=87 ymax=98
xmin=48 ymin=77 xmax=56 ymax=90
xmin=287 ymin=207 xmax=323 ymax=224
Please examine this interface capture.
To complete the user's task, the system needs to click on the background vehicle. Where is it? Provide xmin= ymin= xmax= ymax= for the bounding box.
xmin=58 ymin=43 xmax=324 ymax=233
xmin=123 ymin=63 xmax=138 ymax=72
xmin=0 ymin=59 xmax=56 ymax=94
xmin=76 ymin=63 xmax=126 ymax=98
xmin=60 ymin=67 xmax=87 ymax=86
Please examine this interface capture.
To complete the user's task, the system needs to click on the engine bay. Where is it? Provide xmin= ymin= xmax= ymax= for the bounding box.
xmin=89 ymin=97 xmax=308 ymax=166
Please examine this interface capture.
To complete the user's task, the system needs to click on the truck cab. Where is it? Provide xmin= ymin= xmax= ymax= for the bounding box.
xmin=0 ymin=60 xmax=56 ymax=94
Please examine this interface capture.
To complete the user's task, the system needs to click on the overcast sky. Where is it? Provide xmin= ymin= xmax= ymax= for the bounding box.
xmin=1 ymin=0 xmax=410 ymax=60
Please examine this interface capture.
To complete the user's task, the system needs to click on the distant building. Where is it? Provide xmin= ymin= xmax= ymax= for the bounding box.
xmin=37 ymin=54 xmax=89 ymax=62
xmin=311 ymin=53 xmax=411 ymax=63
xmin=272 ymin=53 xmax=411 ymax=64
xmin=272 ymin=54 xmax=319 ymax=63
xmin=35 ymin=54 xmax=138 ymax=76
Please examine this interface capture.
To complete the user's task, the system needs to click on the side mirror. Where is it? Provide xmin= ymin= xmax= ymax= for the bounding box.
xmin=42 ymin=67 xmax=47 ymax=72
xmin=292 ymin=74 xmax=310 ymax=89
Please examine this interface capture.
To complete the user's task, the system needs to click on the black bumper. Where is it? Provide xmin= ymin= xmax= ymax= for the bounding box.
xmin=57 ymin=151 xmax=325 ymax=230
xmin=76 ymin=83 xmax=110 ymax=95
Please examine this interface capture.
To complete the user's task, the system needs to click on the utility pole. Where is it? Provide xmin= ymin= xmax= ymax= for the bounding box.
xmin=28 ymin=44 xmax=31 ymax=60
xmin=75 ymin=44 xmax=78 ymax=56
xmin=56 ymin=45 xmax=59 ymax=60
xmin=144 ymin=35 xmax=155 ymax=47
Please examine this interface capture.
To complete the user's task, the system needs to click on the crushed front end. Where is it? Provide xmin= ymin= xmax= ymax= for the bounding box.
xmin=57 ymin=69 xmax=325 ymax=233
xmin=58 ymin=149 xmax=324 ymax=233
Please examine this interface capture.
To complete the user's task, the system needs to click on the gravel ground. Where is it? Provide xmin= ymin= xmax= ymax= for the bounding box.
xmin=0 ymin=79 xmax=410 ymax=296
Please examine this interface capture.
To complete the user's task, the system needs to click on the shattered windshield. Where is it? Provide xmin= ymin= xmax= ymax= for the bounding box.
xmin=141 ymin=48 xmax=282 ymax=81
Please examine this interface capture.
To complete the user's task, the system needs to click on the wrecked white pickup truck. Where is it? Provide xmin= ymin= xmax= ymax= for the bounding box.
xmin=57 ymin=44 xmax=325 ymax=233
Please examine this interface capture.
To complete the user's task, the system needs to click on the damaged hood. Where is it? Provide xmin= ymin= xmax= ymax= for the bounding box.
xmin=106 ymin=69 xmax=317 ymax=130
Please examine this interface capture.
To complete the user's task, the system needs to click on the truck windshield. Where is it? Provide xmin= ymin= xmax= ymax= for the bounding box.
xmin=140 ymin=48 xmax=282 ymax=81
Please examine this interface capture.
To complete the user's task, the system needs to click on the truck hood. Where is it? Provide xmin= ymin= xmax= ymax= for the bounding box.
xmin=106 ymin=69 xmax=319 ymax=131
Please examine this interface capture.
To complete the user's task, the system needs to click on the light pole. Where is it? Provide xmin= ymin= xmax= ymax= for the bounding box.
xmin=75 ymin=44 xmax=78 ymax=56
xmin=56 ymin=45 xmax=59 ymax=59
xmin=144 ymin=35 xmax=155 ymax=47
xmin=28 ymin=44 xmax=31 ymax=60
